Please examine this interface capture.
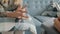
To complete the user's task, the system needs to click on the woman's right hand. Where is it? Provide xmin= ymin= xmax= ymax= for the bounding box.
xmin=5 ymin=5 xmax=28 ymax=19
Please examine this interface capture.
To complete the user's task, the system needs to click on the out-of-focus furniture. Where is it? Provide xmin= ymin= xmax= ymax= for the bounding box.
xmin=23 ymin=0 xmax=60 ymax=34
xmin=23 ymin=0 xmax=60 ymax=16
xmin=23 ymin=0 xmax=54 ymax=34
xmin=34 ymin=16 xmax=59 ymax=34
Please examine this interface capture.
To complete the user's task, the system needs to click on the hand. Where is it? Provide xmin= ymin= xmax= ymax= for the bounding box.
xmin=54 ymin=18 xmax=60 ymax=32
xmin=6 ymin=5 xmax=28 ymax=19
xmin=15 ymin=5 xmax=28 ymax=19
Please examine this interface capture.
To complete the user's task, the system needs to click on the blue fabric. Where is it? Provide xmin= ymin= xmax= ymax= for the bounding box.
xmin=25 ymin=17 xmax=43 ymax=34
xmin=23 ymin=0 xmax=60 ymax=34
xmin=14 ymin=15 xmax=43 ymax=34
xmin=34 ymin=16 xmax=54 ymax=23
xmin=23 ymin=0 xmax=60 ymax=16
xmin=34 ymin=16 xmax=55 ymax=27
xmin=34 ymin=16 xmax=59 ymax=34
xmin=23 ymin=0 xmax=50 ymax=16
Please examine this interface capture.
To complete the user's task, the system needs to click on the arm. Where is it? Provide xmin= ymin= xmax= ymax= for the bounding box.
xmin=54 ymin=18 xmax=60 ymax=32
xmin=0 ymin=5 xmax=28 ymax=19
xmin=0 ymin=11 xmax=28 ymax=18
xmin=0 ymin=11 xmax=21 ymax=18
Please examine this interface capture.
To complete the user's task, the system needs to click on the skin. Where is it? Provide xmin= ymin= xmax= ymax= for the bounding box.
xmin=54 ymin=18 xmax=60 ymax=32
xmin=57 ymin=16 xmax=60 ymax=21
xmin=0 ymin=0 xmax=28 ymax=19
xmin=0 ymin=5 xmax=28 ymax=19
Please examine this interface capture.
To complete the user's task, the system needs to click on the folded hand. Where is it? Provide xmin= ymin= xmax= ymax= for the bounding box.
xmin=7 ymin=5 xmax=28 ymax=19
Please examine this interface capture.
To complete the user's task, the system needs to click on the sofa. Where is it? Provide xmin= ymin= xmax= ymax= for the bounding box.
xmin=23 ymin=0 xmax=60 ymax=34
xmin=0 ymin=0 xmax=60 ymax=34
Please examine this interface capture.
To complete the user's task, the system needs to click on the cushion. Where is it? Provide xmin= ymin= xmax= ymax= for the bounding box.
xmin=23 ymin=0 xmax=60 ymax=16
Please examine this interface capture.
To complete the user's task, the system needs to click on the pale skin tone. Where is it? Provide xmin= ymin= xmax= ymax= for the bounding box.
xmin=0 ymin=0 xmax=28 ymax=19
xmin=0 ymin=0 xmax=37 ymax=34
xmin=0 ymin=5 xmax=28 ymax=19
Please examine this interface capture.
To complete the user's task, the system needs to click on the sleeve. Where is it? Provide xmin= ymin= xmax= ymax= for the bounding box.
xmin=0 ymin=5 xmax=7 ymax=17
xmin=0 ymin=12 xmax=7 ymax=17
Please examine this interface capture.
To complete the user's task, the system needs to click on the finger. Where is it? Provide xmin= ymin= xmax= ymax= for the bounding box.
xmin=16 ymin=7 xmax=27 ymax=13
xmin=22 ymin=5 xmax=27 ymax=9
xmin=20 ymin=9 xmax=27 ymax=13
xmin=16 ymin=7 xmax=26 ymax=11
xmin=21 ymin=16 xmax=28 ymax=20
xmin=15 ymin=9 xmax=26 ymax=13
xmin=22 ymin=11 xmax=27 ymax=13
xmin=16 ymin=8 xmax=22 ymax=11
xmin=17 ymin=16 xmax=21 ymax=19
xmin=22 ymin=13 xmax=28 ymax=18
xmin=16 ymin=7 xmax=22 ymax=11
xmin=20 ymin=11 xmax=27 ymax=13
xmin=15 ymin=10 xmax=27 ymax=13
xmin=22 ymin=15 xmax=28 ymax=18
